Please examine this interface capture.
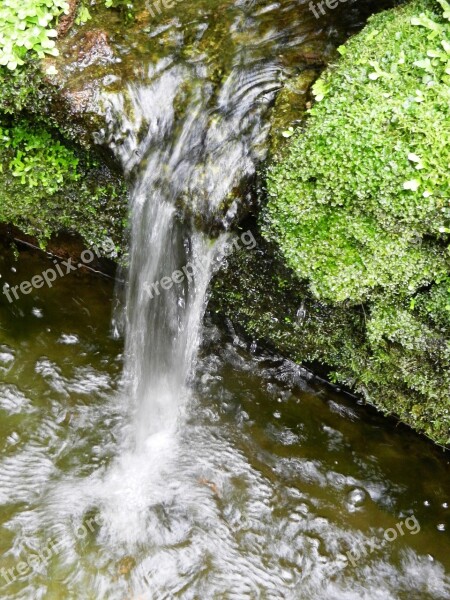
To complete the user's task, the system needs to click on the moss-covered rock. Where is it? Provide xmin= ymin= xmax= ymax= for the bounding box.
xmin=0 ymin=63 xmax=127 ymax=249
xmin=0 ymin=119 xmax=127 ymax=249
xmin=268 ymin=69 xmax=318 ymax=161
xmin=211 ymin=222 xmax=450 ymax=447
xmin=0 ymin=2 xmax=130 ymax=250
xmin=210 ymin=226 xmax=368 ymax=372
xmin=265 ymin=0 xmax=450 ymax=303
xmin=214 ymin=0 xmax=450 ymax=447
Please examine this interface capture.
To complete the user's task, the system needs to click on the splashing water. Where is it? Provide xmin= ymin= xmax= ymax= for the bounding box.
xmin=45 ymin=0 xmax=300 ymax=565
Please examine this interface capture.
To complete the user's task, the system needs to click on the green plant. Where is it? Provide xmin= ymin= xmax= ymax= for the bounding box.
xmin=263 ymin=0 xmax=450 ymax=444
xmin=0 ymin=122 xmax=79 ymax=193
xmin=0 ymin=0 xmax=69 ymax=70
xmin=0 ymin=116 xmax=128 ymax=248
xmin=265 ymin=0 xmax=450 ymax=304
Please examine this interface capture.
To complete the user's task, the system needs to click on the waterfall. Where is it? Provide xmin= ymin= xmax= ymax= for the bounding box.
xmin=32 ymin=0 xmax=347 ymax=583
xmin=18 ymin=0 xmax=342 ymax=576
xmin=101 ymin=44 xmax=286 ymax=447
xmin=89 ymin=0 xmax=339 ymax=454
xmin=124 ymin=193 xmax=218 ymax=449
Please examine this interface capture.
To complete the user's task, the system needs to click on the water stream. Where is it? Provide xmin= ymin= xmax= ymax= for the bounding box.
xmin=0 ymin=0 xmax=450 ymax=598
xmin=0 ymin=244 xmax=450 ymax=599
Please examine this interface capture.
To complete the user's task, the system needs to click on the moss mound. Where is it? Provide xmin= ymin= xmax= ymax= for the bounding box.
xmin=262 ymin=0 xmax=450 ymax=445
xmin=0 ymin=62 xmax=127 ymax=249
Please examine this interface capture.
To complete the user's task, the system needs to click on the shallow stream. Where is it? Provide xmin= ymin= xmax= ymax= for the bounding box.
xmin=0 ymin=242 xmax=449 ymax=599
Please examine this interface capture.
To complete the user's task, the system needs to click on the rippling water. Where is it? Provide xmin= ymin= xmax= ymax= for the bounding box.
xmin=0 ymin=244 xmax=449 ymax=599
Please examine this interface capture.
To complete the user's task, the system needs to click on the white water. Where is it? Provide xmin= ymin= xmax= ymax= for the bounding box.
xmin=99 ymin=24 xmax=288 ymax=449
xmin=41 ymin=4 xmax=289 ymax=570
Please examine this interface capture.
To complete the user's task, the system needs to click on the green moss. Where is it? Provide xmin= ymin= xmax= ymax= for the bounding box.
xmin=0 ymin=61 xmax=50 ymax=115
xmin=0 ymin=42 xmax=128 ymax=249
xmin=235 ymin=0 xmax=450 ymax=446
xmin=265 ymin=0 xmax=450 ymax=303
xmin=0 ymin=113 xmax=127 ymax=249
xmin=212 ymin=228 xmax=450 ymax=446
xmin=211 ymin=229 xmax=367 ymax=372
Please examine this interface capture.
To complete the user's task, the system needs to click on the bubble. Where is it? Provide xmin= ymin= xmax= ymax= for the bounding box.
xmin=346 ymin=488 xmax=368 ymax=508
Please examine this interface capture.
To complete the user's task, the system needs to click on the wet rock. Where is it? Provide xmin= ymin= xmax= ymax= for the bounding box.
xmin=268 ymin=69 xmax=318 ymax=160
xmin=117 ymin=555 xmax=136 ymax=576
xmin=72 ymin=29 xmax=115 ymax=68
xmin=57 ymin=0 xmax=81 ymax=39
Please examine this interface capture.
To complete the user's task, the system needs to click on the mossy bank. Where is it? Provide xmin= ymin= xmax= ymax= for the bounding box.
xmin=0 ymin=0 xmax=129 ymax=251
xmin=0 ymin=59 xmax=128 ymax=252
xmin=213 ymin=0 xmax=450 ymax=447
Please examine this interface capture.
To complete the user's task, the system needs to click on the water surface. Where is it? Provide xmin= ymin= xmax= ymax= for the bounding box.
xmin=0 ymin=243 xmax=449 ymax=599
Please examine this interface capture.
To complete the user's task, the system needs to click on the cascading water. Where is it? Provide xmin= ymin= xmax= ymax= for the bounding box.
xmin=101 ymin=3 xmax=301 ymax=449
xmin=58 ymin=0 xmax=306 ymax=564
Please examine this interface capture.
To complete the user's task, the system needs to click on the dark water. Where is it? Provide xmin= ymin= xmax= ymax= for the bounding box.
xmin=0 ymin=240 xmax=449 ymax=599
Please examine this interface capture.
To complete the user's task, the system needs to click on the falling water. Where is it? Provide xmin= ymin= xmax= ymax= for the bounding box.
xmin=101 ymin=2 xmax=299 ymax=448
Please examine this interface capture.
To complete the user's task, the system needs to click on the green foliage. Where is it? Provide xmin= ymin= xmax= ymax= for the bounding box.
xmin=266 ymin=0 xmax=450 ymax=304
xmin=262 ymin=0 xmax=450 ymax=445
xmin=0 ymin=0 xmax=131 ymax=254
xmin=0 ymin=0 xmax=135 ymax=72
xmin=0 ymin=0 xmax=69 ymax=70
xmin=0 ymin=60 xmax=49 ymax=114
xmin=0 ymin=121 xmax=128 ymax=248
xmin=0 ymin=122 xmax=79 ymax=193
xmin=0 ymin=0 xmax=132 ymax=247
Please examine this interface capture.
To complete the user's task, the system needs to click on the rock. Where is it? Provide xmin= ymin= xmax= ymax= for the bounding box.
xmin=57 ymin=0 xmax=81 ymax=39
